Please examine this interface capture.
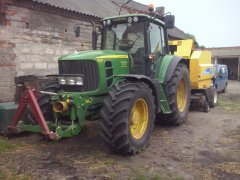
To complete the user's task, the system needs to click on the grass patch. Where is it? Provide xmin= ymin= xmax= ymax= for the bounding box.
xmin=183 ymin=163 xmax=214 ymax=179
xmin=216 ymin=162 xmax=240 ymax=175
xmin=0 ymin=138 xmax=31 ymax=180
xmin=217 ymin=97 xmax=240 ymax=112
xmin=0 ymin=137 xmax=20 ymax=154
xmin=0 ymin=169 xmax=31 ymax=180
xmin=132 ymin=174 xmax=186 ymax=180
xmin=219 ymin=137 xmax=235 ymax=144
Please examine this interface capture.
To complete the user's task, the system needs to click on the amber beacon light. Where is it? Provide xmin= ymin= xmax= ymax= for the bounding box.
xmin=148 ymin=3 xmax=155 ymax=12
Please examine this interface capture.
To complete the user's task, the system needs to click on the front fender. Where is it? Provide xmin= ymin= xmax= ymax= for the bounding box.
xmin=114 ymin=74 xmax=164 ymax=113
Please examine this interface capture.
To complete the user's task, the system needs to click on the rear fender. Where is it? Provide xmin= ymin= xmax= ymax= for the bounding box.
xmin=163 ymin=56 xmax=188 ymax=83
xmin=157 ymin=56 xmax=188 ymax=97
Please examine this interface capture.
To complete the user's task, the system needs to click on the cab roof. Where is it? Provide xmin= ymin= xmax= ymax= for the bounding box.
xmin=102 ymin=14 xmax=165 ymax=26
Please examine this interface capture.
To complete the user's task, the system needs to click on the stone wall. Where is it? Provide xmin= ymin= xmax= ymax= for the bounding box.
xmin=0 ymin=3 xmax=99 ymax=102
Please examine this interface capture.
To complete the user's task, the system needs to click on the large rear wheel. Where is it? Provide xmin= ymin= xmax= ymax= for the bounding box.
xmin=100 ymin=82 xmax=155 ymax=155
xmin=156 ymin=63 xmax=190 ymax=125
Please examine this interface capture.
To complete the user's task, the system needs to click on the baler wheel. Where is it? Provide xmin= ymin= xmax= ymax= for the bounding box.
xmin=100 ymin=82 xmax=155 ymax=155
xmin=208 ymin=87 xmax=217 ymax=107
xmin=156 ymin=63 xmax=190 ymax=125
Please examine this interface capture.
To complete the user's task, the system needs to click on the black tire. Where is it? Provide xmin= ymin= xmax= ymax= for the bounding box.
xmin=208 ymin=87 xmax=217 ymax=107
xmin=203 ymin=100 xmax=210 ymax=113
xmin=26 ymin=81 xmax=59 ymax=124
xmin=222 ymin=83 xmax=227 ymax=93
xmin=156 ymin=63 xmax=190 ymax=125
xmin=100 ymin=82 xmax=155 ymax=155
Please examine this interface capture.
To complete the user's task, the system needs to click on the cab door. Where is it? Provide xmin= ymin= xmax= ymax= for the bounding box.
xmin=218 ymin=67 xmax=225 ymax=91
xmin=148 ymin=23 xmax=167 ymax=77
xmin=222 ymin=67 xmax=228 ymax=89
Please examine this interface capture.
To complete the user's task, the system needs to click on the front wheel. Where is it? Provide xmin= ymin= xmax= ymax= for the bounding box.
xmin=100 ymin=82 xmax=155 ymax=155
xmin=222 ymin=83 xmax=227 ymax=93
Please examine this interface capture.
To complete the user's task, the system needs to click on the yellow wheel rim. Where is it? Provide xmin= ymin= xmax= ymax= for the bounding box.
xmin=130 ymin=99 xmax=149 ymax=140
xmin=177 ymin=79 xmax=187 ymax=112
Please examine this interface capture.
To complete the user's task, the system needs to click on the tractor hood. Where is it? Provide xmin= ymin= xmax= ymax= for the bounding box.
xmin=58 ymin=50 xmax=128 ymax=61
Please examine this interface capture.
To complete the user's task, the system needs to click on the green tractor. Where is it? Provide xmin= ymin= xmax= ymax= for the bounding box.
xmin=19 ymin=11 xmax=191 ymax=155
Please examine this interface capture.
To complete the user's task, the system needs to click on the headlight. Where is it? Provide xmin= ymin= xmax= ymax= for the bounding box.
xmin=106 ymin=19 xmax=111 ymax=25
xmin=75 ymin=77 xmax=83 ymax=85
xmin=68 ymin=78 xmax=75 ymax=85
xmin=102 ymin=21 xmax=106 ymax=26
xmin=58 ymin=76 xmax=83 ymax=86
xmin=127 ymin=17 xmax=133 ymax=23
xmin=133 ymin=16 xmax=138 ymax=22
xmin=59 ymin=78 xmax=66 ymax=85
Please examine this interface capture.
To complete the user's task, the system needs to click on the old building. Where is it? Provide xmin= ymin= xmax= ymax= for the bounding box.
xmin=0 ymin=0 xmax=191 ymax=102
xmin=206 ymin=47 xmax=240 ymax=81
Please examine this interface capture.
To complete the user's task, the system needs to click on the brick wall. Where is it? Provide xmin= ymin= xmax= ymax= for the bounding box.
xmin=0 ymin=3 xmax=98 ymax=102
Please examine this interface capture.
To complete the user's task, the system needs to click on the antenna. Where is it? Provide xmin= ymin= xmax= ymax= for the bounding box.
xmin=119 ymin=0 xmax=132 ymax=15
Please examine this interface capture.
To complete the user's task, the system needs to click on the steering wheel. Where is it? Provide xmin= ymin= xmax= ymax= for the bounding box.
xmin=118 ymin=39 xmax=134 ymax=46
xmin=118 ymin=39 xmax=134 ymax=51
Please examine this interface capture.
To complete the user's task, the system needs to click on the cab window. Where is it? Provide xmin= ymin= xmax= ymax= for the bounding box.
xmin=149 ymin=23 xmax=165 ymax=54
xmin=221 ymin=67 xmax=225 ymax=74
xmin=219 ymin=67 xmax=225 ymax=74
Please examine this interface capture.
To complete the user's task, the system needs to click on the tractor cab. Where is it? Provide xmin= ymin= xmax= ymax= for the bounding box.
xmin=101 ymin=14 xmax=174 ymax=76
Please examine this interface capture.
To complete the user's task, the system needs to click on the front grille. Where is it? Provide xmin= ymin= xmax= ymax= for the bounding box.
xmin=59 ymin=60 xmax=99 ymax=92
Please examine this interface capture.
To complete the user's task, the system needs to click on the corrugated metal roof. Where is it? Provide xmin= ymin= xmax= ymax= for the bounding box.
xmin=112 ymin=0 xmax=148 ymax=12
xmin=206 ymin=47 xmax=240 ymax=57
xmin=32 ymin=0 xmax=129 ymax=18
xmin=31 ymin=0 xmax=190 ymax=40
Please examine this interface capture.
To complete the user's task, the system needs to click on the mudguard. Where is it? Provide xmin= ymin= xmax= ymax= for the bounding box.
xmin=157 ymin=55 xmax=188 ymax=84
xmin=164 ymin=56 xmax=187 ymax=83
xmin=115 ymin=74 xmax=162 ymax=113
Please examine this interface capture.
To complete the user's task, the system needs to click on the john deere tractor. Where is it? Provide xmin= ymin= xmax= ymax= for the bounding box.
xmin=18 ymin=10 xmax=191 ymax=155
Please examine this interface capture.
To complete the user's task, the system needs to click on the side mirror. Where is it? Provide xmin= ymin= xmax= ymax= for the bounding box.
xmin=164 ymin=15 xmax=175 ymax=29
xmin=75 ymin=26 xmax=80 ymax=37
xmin=169 ymin=45 xmax=177 ymax=54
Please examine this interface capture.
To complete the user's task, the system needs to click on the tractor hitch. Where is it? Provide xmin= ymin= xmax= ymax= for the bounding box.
xmin=7 ymin=77 xmax=58 ymax=140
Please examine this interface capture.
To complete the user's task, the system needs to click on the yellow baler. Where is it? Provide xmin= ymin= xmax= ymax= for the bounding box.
xmin=168 ymin=39 xmax=217 ymax=112
xmin=190 ymin=51 xmax=213 ymax=89
xmin=168 ymin=39 xmax=213 ymax=89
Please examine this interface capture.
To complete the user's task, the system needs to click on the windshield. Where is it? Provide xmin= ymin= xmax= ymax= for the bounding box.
xmin=102 ymin=22 xmax=145 ymax=54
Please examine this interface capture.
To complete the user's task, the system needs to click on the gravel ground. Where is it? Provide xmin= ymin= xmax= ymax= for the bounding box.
xmin=1 ymin=80 xmax=240 ymax=180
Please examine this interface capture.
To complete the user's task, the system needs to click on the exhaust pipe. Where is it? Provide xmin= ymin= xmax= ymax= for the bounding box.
xmin=53 ymin=101 xmax=68 ymax=113
xmin=40 ymin=91 xmax=58 ymax=96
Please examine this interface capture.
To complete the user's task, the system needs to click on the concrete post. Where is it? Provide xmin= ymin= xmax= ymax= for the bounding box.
xmin=213 ymin=56 xmax=218 ymax=64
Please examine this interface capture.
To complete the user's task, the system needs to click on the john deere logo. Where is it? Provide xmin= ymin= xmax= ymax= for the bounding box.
xmin=120 ymin=61 xmax=128 ymax=68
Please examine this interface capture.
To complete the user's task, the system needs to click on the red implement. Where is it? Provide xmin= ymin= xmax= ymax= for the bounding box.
xmin=7 ymin=84 xmax=58 ymax=140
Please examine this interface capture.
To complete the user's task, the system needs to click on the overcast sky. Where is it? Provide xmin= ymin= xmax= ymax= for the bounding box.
xmin=134 ymin=0 xmax=240 ymax=48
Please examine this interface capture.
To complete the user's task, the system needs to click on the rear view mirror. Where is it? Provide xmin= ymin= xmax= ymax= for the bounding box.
xmin=164 ymin=15 xmax=175 ymax=29
xmin=218 ymin=73 xmax=223 ymax=78
xmin=169 ymin=45 xmax=177 ymax=54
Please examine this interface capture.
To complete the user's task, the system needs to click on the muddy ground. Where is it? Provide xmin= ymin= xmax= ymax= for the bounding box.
xmin=0 ymin=81 xmax=240 ymax=180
